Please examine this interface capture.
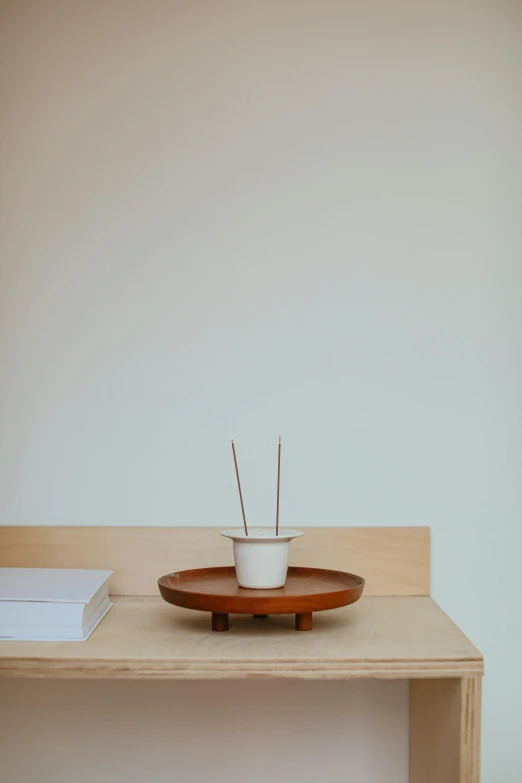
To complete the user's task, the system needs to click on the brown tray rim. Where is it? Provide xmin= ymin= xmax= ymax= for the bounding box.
xmin=158 ymin=566 xmax=365 ymax=615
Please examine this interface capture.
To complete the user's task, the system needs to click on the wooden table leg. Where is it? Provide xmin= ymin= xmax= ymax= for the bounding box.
xmin=295 ymin=612 xmax=313 ymax=631
xmin=410 ymin=677 xmax=482 ymax=783
xmin=211 ymin=612 xmax=229 ymax=632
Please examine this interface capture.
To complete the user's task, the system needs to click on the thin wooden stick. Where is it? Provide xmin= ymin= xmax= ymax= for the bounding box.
xmin=231 ymin=440 xmax=248 ymax=536
xmin=276 ymin=436 xmax=281 ymax=536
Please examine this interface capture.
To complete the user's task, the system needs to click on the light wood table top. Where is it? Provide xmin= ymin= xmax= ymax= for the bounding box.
xmin=0 ymin=595 xmax=483 ymax=680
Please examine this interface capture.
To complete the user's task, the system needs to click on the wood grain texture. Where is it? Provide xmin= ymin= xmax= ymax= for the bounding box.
xmin=0 ymin=596 xmax=483 ymax=680
xmin=0 ymin=526 xmax=430 ymax=597
xmin=410 ymin=677 xmax=482 ymax=783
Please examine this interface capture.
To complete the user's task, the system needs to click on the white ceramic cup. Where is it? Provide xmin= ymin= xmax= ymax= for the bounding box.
xmin=220 ymin=528 xmax=303 ymax=589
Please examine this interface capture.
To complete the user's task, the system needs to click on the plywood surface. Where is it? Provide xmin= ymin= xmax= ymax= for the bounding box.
xmin=0 ymin=526 xmax=430 ymax=597
xmin=0 ymin=596 xmax=482 ymax=680
xmin=410 ymin=677 xmax=482 ymax=783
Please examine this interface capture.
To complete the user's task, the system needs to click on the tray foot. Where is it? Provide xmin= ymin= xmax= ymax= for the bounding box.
xmin=211 ymin=612 xmax=229 ymax=632
xmin=253 ymin=614 xmax=268 ymax=619
xmin=295 ymin=612 xmax=313 ymax=631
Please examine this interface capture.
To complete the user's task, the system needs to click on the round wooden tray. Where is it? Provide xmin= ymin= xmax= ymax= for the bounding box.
xmin=158 ymin=566 xmax=365 ymax=631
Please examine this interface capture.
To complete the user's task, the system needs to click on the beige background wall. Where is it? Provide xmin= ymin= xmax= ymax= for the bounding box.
xmin=1 ymin=1 xmax=521 ymax=781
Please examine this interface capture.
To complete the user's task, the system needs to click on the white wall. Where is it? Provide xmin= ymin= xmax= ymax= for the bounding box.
xmin=0 ymin=679 xmax=408 ymax=783
xmin=1 ymin=1 xmax=521 ymax=781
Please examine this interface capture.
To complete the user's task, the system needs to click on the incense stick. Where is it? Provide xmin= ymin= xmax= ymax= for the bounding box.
xmin=231 ymin=440 xmax=248 ymax=536
xmin=276 ymin=436 xmax=281 ymax=536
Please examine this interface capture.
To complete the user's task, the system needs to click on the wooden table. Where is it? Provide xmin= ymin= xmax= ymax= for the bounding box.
xmin=0 ymin=525 xmax=483 ymax=782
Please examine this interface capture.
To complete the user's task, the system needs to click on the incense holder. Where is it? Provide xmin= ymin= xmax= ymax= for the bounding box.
xmin=220 ymin=528 xmax=303 ymax=589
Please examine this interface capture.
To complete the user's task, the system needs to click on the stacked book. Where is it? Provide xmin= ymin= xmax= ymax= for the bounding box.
xmin=0 ymin=568 xmax=113 ymax=641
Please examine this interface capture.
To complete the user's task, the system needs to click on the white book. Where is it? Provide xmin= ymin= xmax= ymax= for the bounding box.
xmin=0 ymin=568 xmax=113 ymax=641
